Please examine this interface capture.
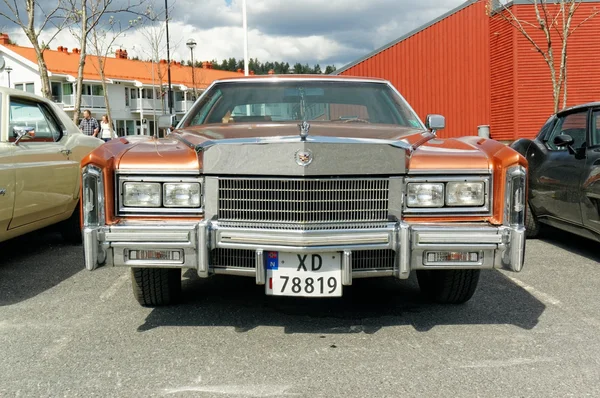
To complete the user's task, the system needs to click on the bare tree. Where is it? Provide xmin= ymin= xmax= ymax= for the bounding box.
xmin=64 ymin=0 xmax=148 ymax=124
xmin=88 ymin=15 xmax=141 ymax=136
xmin=490 ymin=0 xmax=599 ymax=113
xmin=0 ymin=0 xmax=70 ymax=98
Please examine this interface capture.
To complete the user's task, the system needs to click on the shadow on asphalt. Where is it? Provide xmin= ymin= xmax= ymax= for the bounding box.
xmin=137 ymin=270 xmax=546 ymax=334
xmin=0 ymin=226 xmax=83 ymax=306
xmin=538 ymin=226 xmax=599 ymax=262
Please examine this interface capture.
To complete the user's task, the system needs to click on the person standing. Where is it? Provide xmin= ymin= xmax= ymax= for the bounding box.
xmin=79 ymin=110 xmax=100 ymax=137
xmin=100 ymin=114 xmax=116 ymax=142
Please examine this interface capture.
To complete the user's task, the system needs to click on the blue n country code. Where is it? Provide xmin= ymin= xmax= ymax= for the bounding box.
xmin=266 ymin=251 xmax=278 ymax=270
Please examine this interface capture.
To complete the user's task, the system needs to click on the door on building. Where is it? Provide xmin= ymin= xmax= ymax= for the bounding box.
xmin=531 ymin=109 xmax=587 ymax=227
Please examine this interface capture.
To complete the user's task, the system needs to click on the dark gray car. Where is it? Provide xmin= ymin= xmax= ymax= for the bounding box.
xmin=511 ymin=102 xmax=600 ymax=240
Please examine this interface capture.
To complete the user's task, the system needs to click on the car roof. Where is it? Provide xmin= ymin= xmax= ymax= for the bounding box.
xmin=0 ymin=86 xmax=53 ymax=103
xmin=558 ymin=101 xmax=600 ymax=115
xmin=213 ymin=74 xmax=389 ymax=84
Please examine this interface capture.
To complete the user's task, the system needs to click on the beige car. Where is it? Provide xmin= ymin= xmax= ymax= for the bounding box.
xmin=0 ymin=87 xmax=103 ymax=243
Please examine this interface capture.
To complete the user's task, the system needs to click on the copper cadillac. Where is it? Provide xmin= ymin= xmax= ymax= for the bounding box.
xmin=81 ymin=76 xmax=527 ymax=306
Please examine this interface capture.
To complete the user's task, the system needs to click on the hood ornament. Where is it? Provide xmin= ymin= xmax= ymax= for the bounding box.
xmin=298 ymin=121 xmax=310 ymax=141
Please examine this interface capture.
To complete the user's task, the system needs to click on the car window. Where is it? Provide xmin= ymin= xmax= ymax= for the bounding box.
xmin=592 ymin=110 xmax=600 ymax=147
xmin=9 ymin=98 xmax=62 ymax=143
xmin=546 ymin=111 xmax=588 ymax=151
xmin=184 ymin=81 xmax=423 ymax=128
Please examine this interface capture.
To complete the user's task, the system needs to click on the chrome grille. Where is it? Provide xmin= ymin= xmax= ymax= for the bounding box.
xmin=218 ymin=178 xmax=390 ymax=224
xmin=352 ymin=250 xmax=395 ymax=271
xmin=211 ymin=249 xmax=255 ymax=268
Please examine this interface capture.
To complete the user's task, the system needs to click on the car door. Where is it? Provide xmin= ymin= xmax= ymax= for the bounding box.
xmin=8 ymin=96 xmax=79 ymax=229
xmin=581 ymin=108 xmax=600 ymax=234
xmin=0 ymin=93 xmax=17 ymax=235
xmin=530 ymin=110 xmax=587 ymax=226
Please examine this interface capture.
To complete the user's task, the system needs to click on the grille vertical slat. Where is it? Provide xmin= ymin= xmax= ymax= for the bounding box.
xmin=218 ymin=178 xmax=390 ymax=224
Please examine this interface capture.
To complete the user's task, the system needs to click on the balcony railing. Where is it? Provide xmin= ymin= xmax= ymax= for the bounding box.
xmin=60 ymin=94 xmax=105 ymax=108
xmin=175 ymin=100 xmax=194 ymax=113
xmin=130 ymin=98 xmax=165 ymax=112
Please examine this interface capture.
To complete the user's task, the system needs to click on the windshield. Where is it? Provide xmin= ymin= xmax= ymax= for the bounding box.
xmin=181 ymin=80 xmax=423 ymax=128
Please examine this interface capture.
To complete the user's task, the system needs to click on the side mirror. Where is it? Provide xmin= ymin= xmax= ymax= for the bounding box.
xmin=553 ymin=134 xmax=574 ymax=147
xmin=425 ymin=114 xmax=445 ymax=132
xmin=13 ymin=126 xmax=35 ymax=145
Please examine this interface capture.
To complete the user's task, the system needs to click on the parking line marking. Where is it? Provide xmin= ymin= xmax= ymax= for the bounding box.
xmin=505 ymin=275 xmax=562 ymax=307
xmin=100 ymin=273 xmax=129 ymax=301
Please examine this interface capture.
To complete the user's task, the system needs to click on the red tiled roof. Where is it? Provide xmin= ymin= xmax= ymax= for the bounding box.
xmin=6 ymin=44 xmax=242 ymax=88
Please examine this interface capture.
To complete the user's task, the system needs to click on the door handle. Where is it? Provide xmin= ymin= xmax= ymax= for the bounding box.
xmin=60 ymin=149 xmax=72 ymax=156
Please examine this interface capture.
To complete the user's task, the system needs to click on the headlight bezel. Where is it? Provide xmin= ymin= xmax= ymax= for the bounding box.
xmin=404 ymin=174 xmax=492 ymax=215
xmin=117 ymin=172 xmax=204 ymax=216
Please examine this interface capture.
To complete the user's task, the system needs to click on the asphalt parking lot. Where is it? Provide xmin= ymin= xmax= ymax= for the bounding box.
xmin=1 ymin=226 xmax=599 ymax=398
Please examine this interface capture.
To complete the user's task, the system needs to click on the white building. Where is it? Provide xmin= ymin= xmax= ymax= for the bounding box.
xmin=0 ymin=33 xmax=243 ymax=136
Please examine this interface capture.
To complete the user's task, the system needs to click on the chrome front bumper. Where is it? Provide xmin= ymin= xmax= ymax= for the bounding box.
xmin=83 ymin=221 xmax=526 ymax=283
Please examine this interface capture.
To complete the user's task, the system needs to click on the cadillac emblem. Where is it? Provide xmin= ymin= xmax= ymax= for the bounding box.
xmin=295 ymin=149 xmax=313 ymax=167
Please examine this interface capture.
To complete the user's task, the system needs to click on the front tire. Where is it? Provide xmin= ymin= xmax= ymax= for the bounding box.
xmin=417 ymin=269 xmax=480 ymax=304
xmin=131 ymin=268 xmax=182 ymax=306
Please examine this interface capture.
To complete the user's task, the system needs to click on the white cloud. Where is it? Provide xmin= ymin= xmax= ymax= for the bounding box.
xmin=3 ymin=0 xmax=465 ymax=68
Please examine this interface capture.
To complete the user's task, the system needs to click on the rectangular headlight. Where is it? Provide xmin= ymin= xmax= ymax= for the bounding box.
xmin=446 ymin=181 xmax=485 ymax=206
xmin=407 ymin=183 xmax=444 ymax=207
xmin=163 ymin=183 xmax=201 ymax=207
xmin=122 ymin=182 xmax=161 ymax=207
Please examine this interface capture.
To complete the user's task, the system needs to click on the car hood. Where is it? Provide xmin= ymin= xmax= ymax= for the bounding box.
xmin=114 ymin=123 xmax=493 ymax=173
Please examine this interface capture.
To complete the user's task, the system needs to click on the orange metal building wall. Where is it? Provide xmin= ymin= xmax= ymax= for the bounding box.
xmin=340 ymin=1 xmax=491 ymax=138
xmin=512 ymin=3 xmax=600 ymax=139
xmin=489 ymin=11 xmax=516 ymax=141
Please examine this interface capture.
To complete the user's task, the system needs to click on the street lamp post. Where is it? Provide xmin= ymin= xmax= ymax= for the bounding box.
xmin=5 ymin=66 xmax=12 ymax=87
xmin=164 ymin=0 xmax=173 ymax=115
xmin=186 ymin=38 xmax=197 ymax=99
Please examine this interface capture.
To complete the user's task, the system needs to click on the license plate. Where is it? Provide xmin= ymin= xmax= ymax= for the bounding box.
xmin=265 ymin=252 xmax=342 ymax=297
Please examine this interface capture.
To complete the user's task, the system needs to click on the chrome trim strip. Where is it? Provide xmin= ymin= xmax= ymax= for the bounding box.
xmin=416 ymin=233 xmax=502 ymax=245
xmin=212 ymin=267 xmax=255 ymax=277
xmin=407 ymin=169 xmax=492 ymax=175
xmin=115 ymin=169 xmax=200 ymax=176
xmin=342 ymin=251 xmax=352 ymax=286
xmin=218 ymin=231 xmax=391 ymax=247
xmin=197 ymin=222 xmax=209 ymax=277
xmin=84 ymin=227 xmax=100 ymax=270
xmin=352 ymin=270 xmax=394 ymax=279
xmin=104 ymin=231 xmax=190 ymax=242
xmin=397 ymin=223 xmax=410 ymax=279
xmin=256 ymin=249 xmax=265 ymax=285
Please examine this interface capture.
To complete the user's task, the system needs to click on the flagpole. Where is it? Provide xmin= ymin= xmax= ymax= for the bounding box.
xmin=242 ymin=0 xmax=249 ymax=76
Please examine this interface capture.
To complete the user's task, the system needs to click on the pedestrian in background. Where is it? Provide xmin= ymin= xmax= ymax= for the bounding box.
xmin=100 ymin=114 xmax=116 ymax=142
xmin=79 ymin=110 xmax=99 ymax=137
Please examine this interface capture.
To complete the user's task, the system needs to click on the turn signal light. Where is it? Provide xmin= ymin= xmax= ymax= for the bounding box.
xmin=128 ymin=250 xmax=183 ymax=262
xmin=425 ymin=251 xmax=479 ymax=263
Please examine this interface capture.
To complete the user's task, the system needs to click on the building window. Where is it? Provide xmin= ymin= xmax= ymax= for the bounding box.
xmin=92 ymin=85 xmax=104 ymax=96
xmin=130 ymin=88 xmax=138 ymax=100
xmin=141 ymin=88 xmax=154 ymax=99
xmin=125 ymin=88 xmax=130 ymax=106
xmin=62 ymin=83 xmax=73 ymax=95
xmin=15 ymin=83 xmax=35 ymax=93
